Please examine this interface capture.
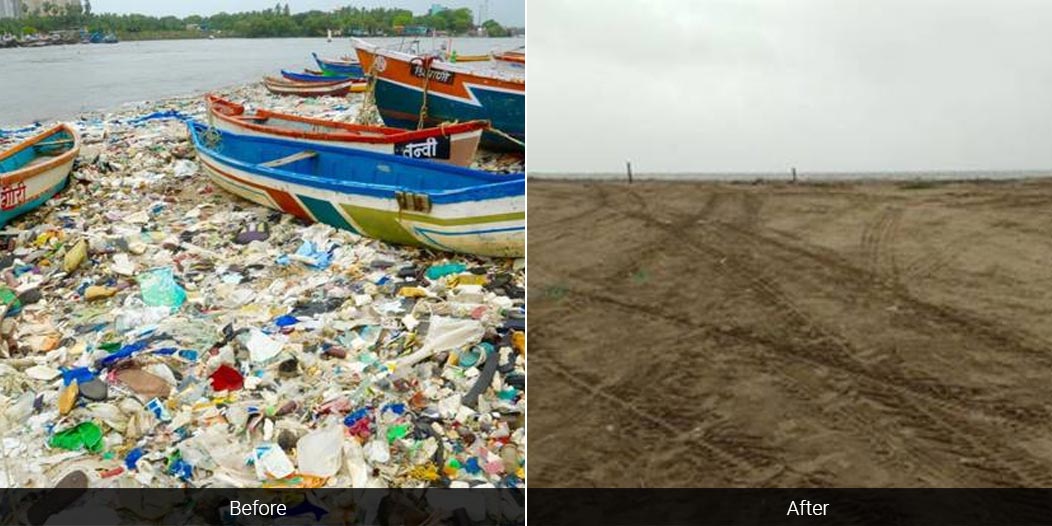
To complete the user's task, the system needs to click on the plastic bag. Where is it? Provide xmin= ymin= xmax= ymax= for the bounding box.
xmin=136 ymin=267 xmax=186 ymax=310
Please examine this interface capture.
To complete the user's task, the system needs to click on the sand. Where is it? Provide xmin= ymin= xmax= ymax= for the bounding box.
xmin=529 ymin=177 xmax=1052 ymax=487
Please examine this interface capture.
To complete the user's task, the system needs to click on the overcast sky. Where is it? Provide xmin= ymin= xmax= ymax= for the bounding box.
xmin=91 ymin=0 xmax=523 ymax=26
xmin=529 ymin=0 xmax=1052 ymax=173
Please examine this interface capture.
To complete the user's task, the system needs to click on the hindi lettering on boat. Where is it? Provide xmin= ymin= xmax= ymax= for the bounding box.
xmin=403 ymin=137 xmax=438 ymax=158
xmin=0 ymin=182 xmax=27 ymax=210
xmin=0 ymin=182 xmax=26 ymax=211
xmin=410 ymin=64 xmax=455 ymax=84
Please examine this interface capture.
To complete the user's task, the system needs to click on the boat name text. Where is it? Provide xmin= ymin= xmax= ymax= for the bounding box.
xmin=0 ymin=182 xmax=27 ymax=211
xmin=395 ymin=136 xmax=451 ymax=159
xmin=409 ymin=65 xmax=455 ymax=84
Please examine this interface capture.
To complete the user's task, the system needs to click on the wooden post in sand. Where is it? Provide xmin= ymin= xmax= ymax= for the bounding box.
xmin=791 ymin=167 xmax=798 ymax=183
xmin=626 ymin=160 xmax=633 ymax=184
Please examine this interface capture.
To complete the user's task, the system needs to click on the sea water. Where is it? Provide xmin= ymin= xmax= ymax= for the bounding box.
xmin=0 ymin=37 xmax=517 ymax=126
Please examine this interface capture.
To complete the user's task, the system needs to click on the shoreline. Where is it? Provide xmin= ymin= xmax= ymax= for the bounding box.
xmin=1 ymin=81 xmax=252 ymax=131
xmin=529 ymin=171 xmax=1052 ymax=183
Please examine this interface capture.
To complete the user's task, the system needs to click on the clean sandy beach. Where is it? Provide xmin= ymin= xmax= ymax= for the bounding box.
xmin=530 ymin=177 xmax=1052 ymax=487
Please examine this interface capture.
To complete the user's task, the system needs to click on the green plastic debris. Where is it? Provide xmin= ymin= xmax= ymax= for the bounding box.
xmin=425 ymin=263 xmax=466 ymax=280
xmin=49 ymin=422 xmax=103 ymax=453
xmin=137 ymin=267 xmax=186 ymax=309
xmin=98 ymin=342 xmax=121 ymax=352
xmin=387 ymin=423 xmax=410 ymax=444
xmin=0 ymin=286 xmax=20 ymax=316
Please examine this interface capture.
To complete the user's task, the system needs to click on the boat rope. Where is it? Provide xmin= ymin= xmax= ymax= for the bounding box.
xmin=486 ymin=126 xmax=525 ymax=148
xmin=355 ymin=60 xmax=382 ymax=126
xmin=203 ymin=106 xmax=221 ymax=150
xmin=412 ymin=55 xmax=436 ymax=130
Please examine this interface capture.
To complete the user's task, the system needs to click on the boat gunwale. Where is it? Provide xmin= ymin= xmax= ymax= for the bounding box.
xmin=312 ymin=52 xmax=361 ymax=68
xmin=0 ymin=123 xmax=81 ymax=186
xmin=188 ymin=122 xmax=522 ymax=203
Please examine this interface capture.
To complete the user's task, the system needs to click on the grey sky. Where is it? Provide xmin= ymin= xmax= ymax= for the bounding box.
xmin=529 ymin=0 xmax=1052 ymax=173
xmin=91 ymin=0 xmax=523 ymax=26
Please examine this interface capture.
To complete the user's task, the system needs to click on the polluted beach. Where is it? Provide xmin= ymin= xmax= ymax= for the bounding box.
xmin=0 ymin=25 xmax=525 ymax=513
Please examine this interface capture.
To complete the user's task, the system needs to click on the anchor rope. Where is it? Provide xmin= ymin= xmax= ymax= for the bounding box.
xmin=415 ymin=56 xmax=435 ymax=130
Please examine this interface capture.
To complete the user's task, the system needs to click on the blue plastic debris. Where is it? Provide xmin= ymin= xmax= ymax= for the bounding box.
xmin=343 ymin=407 xmax=370 ymax=427
xmin=98 ymin=338 xmax=151 ymax=368
xmin=274 ymin=315 xmax=299 ymax=327
xmin=146 ymin=397 xmax=171 ymax=421
xmin=167 ymin=458 xmax=193 ymax=481
xmin=177 ymin=349 xmax=199 ymax=361
xmin=382 ymin=403 xmax=406 ymax=416
xmin=61 ymin=367 xmax=95 ymax=386
xmin=125 ymin=447 xmax=144 ymax=470
xmin=293 ymin=241 xmax=331 ymax=269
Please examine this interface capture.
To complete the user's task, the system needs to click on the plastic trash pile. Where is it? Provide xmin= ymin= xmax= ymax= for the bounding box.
xmin=0 ymin=84 xmax=525 ymax=490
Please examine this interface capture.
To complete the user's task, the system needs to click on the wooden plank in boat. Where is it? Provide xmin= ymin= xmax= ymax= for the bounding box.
xmin=260 ymin=150 xmax=317 ymax=168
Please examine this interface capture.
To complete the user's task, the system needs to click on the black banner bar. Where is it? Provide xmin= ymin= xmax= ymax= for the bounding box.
xmin=0 ymin=488 xmax=523 ymax=525
xmin=529 ymin=489 xmax=1052 ymax=525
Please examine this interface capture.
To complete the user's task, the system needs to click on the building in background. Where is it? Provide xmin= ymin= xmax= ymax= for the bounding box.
xmin=428 ymin=3 xmax=448 ymax=16
xmin=0 ymin=0 xmax=23 ymax=19
xmin=23 ymin=0 xmax=81 ymax=15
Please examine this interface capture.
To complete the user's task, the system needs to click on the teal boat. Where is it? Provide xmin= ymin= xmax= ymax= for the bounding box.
xmin=0 ymin=124 xmax=80 ymax=228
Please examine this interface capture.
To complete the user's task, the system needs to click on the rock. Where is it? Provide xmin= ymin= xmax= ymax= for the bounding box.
xmin=78 ymin=378 xmax=109 ymax=401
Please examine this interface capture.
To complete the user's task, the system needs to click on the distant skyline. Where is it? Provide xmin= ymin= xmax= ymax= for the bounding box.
xmin=90 ymin=0 xmax=524 ymax=26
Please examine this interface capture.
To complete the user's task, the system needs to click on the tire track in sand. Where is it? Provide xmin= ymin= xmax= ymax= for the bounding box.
xmin=859 ymin=206 xmax=903 ymax=286
xmin=601 ymin=185 xmax=1052 ymax=486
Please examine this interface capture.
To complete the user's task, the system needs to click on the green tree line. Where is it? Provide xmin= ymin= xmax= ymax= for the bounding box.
xmin=0 ymin=3 xmax=512 ymax=38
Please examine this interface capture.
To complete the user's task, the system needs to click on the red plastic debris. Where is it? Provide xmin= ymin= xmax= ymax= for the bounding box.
xmin=100 ymin=466 xmax=124 ymax=478
xmin=209 ymin=364 xmax=244 ymax=391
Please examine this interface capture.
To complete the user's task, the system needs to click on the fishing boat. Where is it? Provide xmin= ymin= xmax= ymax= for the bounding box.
xmin=0 ymin=124 xmax=80 ymax=228
xmin=187 ymin=121 xmax=523 ymax=257
xmin=494 ymin=50 xmax=525 ymax=66
xmin=352 ymin=38 xmax=525 ymax=152
xmin=262 ymin=76 xmax=365 ymax=97
xmin=312 ymin=52 xmax=365 ymax=78
xmin=280 ymin=69 xmax=354 ymax=83
xmin=206 ymin=95 xmax=488 ymax=166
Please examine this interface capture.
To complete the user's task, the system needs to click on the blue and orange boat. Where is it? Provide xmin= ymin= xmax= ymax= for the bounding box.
xmin=0 ymin=124 xmax=80 ymax=228
xmin=352 ymin=38 xmax=525 ymax=152
xmin=312 ymin=52 xmax=365 ymax=78
xmin=188 ymin=122 xmax=523 ymax=257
